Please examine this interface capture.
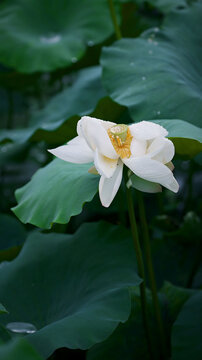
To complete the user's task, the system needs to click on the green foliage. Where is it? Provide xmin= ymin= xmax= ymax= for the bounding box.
xmin=145 ymin=0 xmax=187 ymax=13
xmin=87 ymin=291 xmax=151 ymax=360
xmin=87 ymin=282 xmax=201 ymax=360
xmin=101 ymin=2 xmax=202 ymax=126
xmin=0 ymin=304 xmax=8 ymax=315
xmin=0 ymin=66 xmax=105 ymax=144
xmin=0 ymin=0 xmax=119 ymax=73
xmin=0 ymin=214 xmax=26 ymax=251
xmin=87 ymin=289 xmax=166 ymax=360
xmin=0 ymin=338 xmax=44 ymax=360
xmin=0 ymin=223 xmax=140 ymax=357
xmin=12 ymin=160 xmax=99 ymax=229
xmin=160 ymin=282 xmax=197 ymax=323
xmin=150 ymin=227 xmax=198 ymax=288
xmin=171 ymin=292 xmax=202 ymax=359
xmin=166 ymin=211 xmax=202 ymax=244
xmin=0 ymin=213 xmax=26 ymax=262
xmin=0 ymin=66 xmax=124 ymax=145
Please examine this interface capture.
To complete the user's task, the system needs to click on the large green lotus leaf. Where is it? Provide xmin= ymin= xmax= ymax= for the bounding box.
xmin=0 ymin=338 xmax=44 ymax=360
xmin=0 ymin=223 xmax=140 ymax=357
xmin=171 ymin=291 xmax=202 ymax=360
xmin=0 ymin=0 xmax=119 ymax=73
xmin=151 ymin=120 xmax=202 ymax=156
xmin=12 ymin=159 xmax=99 ymax=229
xmin=101 ymin=2 xmax=202 ymax=127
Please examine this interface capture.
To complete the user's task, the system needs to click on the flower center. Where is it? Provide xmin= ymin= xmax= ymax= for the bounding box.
xmin=108 ymin=124 xmax=132 ymax=159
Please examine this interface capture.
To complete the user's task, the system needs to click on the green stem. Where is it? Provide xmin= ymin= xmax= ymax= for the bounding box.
xmin=137 ymin=191 xmax=168 ymax=359
xmin=107 ymin=0 xmax=122 ymax=40
xmin=125 ymin=184 xmax=154 ymax=360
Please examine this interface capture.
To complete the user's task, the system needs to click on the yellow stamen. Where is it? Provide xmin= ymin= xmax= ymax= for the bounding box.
xmin=108 ymin=124 xmax=132 ymax=159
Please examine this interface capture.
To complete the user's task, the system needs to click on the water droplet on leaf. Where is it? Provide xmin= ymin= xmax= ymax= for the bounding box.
xmin=40 ymin=35 xmax=61 ymax=44
xmin=6 ymin=322 xmax=37 ymax=334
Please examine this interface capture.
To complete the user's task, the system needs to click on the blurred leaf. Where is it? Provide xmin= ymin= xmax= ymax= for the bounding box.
xmin=121 ymin=2 xmax=162 ymax=39
xmin=166 ymin=211 xmax=202 ymax=244
xmin=0 ymin=213 xmax=26 ymax=251
xmin=29 ymin=67 xmax=106 ymax=137
xmin=0 ymin=303 xmax=8 ymax=314
xmin=0 ymin=213 xmax=26 ymax=263
xmin=0 ymin=129 xmax=31 ymax=145
xmin=0 ymin=338 xmax=44 ymax=360
xmin=0 ymin=145 xmax=42 ymax=213
xmin=150 ymin=236 xmax=195 ymax=288
xmin=133 ymin=0 xmax=187 ymax=9
xmin=101 ymin=2 xmax=202 ymax=127
xmin=0 ymin=66 xmax=105 ymax=144
xmin=12 ymin=159 xmax=99 ymax=229
xmin=145 ymin=0 xmax=187 ymax=13
xmin=0 ymin=143 xmax=30 ymax=166
xmin=91 ymin=96 xmax=125 ymax=124
xmin=0 ymin=222 xmax=140 ymax=357
xmin=194 ymin=152 xmax=202 ymax=166
xmin=0 ymin=0 xmax=119 ymax=73
xmin=0 ymin=66 xmax=124 ymax=145
xmin=0 ymin=87 xmax=30 ymax=130
xmin=160 ymin=281 xmax=197 ymax=323
xmin=0 ymin=323 xmax=11 ymax=345
xmin=171 ymin=291 xmax=202 ymax=359
xmin=193 ymin=264 xmax=202 ymax=288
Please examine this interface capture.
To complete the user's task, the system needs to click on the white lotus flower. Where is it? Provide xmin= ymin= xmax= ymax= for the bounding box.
xmin=48 ymin=116 xmax=179 ymax=207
